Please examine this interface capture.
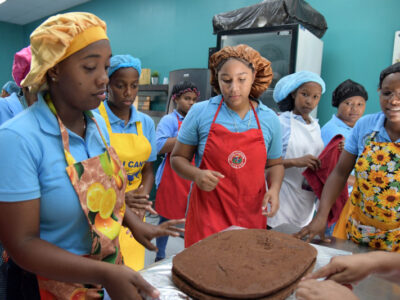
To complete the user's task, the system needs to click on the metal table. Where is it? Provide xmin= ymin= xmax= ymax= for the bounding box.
xmin=140 ymin=225 xmax=400 ymax=300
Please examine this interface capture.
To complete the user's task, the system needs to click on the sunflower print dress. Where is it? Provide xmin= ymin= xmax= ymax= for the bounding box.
xmin=346 ymin=132 xmax=400 ymax=252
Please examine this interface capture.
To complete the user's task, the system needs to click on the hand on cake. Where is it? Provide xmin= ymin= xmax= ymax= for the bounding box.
xmin=303 ymin=252 xmax=400 ymax=285
xmin=295 ymin=279 xmax=358 ymax=300
xmin=194 ymin=169 xmax=224 ymax=191
xmin=293 ymin=215 xmax=331 ymax=243
xmin=303 ymin=253 xmax=373 ymax=284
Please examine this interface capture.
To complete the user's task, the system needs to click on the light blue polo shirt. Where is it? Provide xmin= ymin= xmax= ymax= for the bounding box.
xmin=321 ymin=114 xmax=352 ymax=146
xmin=0 ymin=93 xmax=110 ymax=255
xmin=0 ymin=92 xmax=23 ymax=125
xmin=178 ymin=95 xmax=282 ymax=166
xmin=155 ymin=110 xmax=184 ymax=187
xmin=94 ymin=100 xmax=157 ymax=162
xmin=345 ymin=112 xmax=400 ymax=156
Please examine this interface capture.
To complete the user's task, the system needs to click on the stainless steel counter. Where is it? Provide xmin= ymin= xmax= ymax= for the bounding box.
xmin=140 ymin=225 xmax=400 ymax=300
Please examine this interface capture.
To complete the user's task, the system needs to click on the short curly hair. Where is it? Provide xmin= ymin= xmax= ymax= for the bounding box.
xmin=209 ymin=44 xmax=273 ymax=99
xmin=379 ymin=62 xmax=400 ymax=89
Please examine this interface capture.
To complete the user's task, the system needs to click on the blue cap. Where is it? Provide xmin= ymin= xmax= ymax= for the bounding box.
xmin=273 ymin=71 xmax=325 ymax=102
xmin=2 ymin=81 xmax=19 ymax=95
xmin=108 ymin=54 xmax=142 ymax=78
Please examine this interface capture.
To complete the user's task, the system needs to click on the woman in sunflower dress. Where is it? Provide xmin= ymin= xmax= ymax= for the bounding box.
xmin=295 ymin=62 xmax=400 ymax=252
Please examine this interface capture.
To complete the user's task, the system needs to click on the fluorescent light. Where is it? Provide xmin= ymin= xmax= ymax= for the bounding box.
xmin=0 ymin=0 xmax=6 ymax=5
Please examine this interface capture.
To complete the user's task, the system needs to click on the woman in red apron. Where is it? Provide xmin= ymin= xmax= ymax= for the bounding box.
xmin=0 ymin=12 xmax=183 ymax=300
xmin=295 ymin=62 xmax=400 ymax=252
xmin=171 ymin=45 xmax=285 ymax=247
xmin=155 ymin=81 xmax=199 ymax=260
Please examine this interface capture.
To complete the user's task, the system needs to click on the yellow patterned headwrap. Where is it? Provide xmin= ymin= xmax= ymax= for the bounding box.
xmin=21 ymin=12 xmax=108 ymax=93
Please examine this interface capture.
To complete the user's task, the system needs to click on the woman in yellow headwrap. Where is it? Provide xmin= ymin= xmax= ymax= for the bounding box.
xmin=0 ymin=12 xmax=183 ymax=300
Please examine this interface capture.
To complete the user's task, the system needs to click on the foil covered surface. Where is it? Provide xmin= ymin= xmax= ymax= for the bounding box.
xmin=140 ymin=243 xmax=352 ymax=300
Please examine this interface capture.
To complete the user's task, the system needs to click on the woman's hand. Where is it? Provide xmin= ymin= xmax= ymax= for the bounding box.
xmin=262 ymin=189 xmax=279 ymax=217
xmin=293 ymin=215 xmax=330 ymax=243
xmin=103 ymin=264 xmax=160 ymax=300
xmin=303 ymin=254 xmax=375 ymax=284
xmin=194 ymin=169 xmax=224 ymax=191
xmin=133 ymin=219 xmax=185 ymax=251
xmin=296 ymin=279 xmax=358 ymax=300
xmin=125 ymin=185 xmax=157 ymax=219
xmin=291 ymin=155 xmax=321 ymax=171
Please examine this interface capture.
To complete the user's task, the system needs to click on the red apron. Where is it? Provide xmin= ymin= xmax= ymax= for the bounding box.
xmin=184 ymin=98 xmax=267 ymax=247
xmin=155 ymin=115 xmax=192 ymax=219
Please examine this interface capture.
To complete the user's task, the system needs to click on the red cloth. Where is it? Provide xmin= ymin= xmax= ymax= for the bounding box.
xmin=155 ymin=116 xmax=193 ymax=219
xmin=302 ymin=134 xmax=348 ymax=226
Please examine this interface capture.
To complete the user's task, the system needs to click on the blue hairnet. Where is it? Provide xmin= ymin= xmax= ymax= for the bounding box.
xmin=108 ymin=54 xmax=142 ymax=78
xmin=2 ymin=81 xmax=19 ymax=95
xmin=273 ymin=71 xmax=325 ymax=103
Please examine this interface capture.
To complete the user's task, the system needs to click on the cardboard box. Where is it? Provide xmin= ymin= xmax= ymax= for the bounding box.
xmin=138 ymin=96 xmax=151 ymax=111
xmin=139 ymin=68 xmax=151 ymax=85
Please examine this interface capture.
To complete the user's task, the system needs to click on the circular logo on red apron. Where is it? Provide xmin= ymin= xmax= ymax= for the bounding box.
xmin=228 ymin=151 xmax=246 ymax=169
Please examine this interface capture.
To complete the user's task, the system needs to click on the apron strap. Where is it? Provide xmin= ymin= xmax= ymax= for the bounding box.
xmin=176 ymin=113 xmax=183 ymax=130
xmin=212 ymin=97 xmax=261 ymax=130
xmin=45 ymin=94 xmax=110 ymax=166
xmin=365 ymin=131 xmax=378 ymax=146
xmin=98 ymin=101 xmax=113 ymax=132
xmin=211 ymin=98 xmax=224 ymax=124
xmin=99 ymin=101 xmax=144 ymax=137
xmin=136 ymin=121 xmax=143 ymax=136
xmin=249 ymin=101 xmax=261 ymax=130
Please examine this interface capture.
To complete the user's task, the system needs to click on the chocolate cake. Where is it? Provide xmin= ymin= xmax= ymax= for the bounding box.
xmin=172 ymin=229 xmax=317 ymax=300
xmin=172 ymin=261 xmax=316 ymax=300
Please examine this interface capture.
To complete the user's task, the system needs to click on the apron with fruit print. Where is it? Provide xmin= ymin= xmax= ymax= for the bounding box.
xmin=38 ymin=97 xmax=127 ymax=299
xmin=346 ymin=132 xmax=400 ymax=252
xmin=98 ymin=102 xmax=151 ymax=271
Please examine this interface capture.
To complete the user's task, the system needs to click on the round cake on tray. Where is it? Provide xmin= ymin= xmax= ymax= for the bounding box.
xmin=172 ymin=229 xmax=317 ymax=300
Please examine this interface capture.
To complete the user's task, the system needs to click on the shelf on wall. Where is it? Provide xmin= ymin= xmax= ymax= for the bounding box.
xmin=138 ymin=84 xmax=168 ymax=92
xmin=139 ymin=110 xmax=166 ymax=118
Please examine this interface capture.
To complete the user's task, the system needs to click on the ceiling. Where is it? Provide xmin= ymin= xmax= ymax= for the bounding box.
xmin=0 ymin=0 xmax=91 ymax=25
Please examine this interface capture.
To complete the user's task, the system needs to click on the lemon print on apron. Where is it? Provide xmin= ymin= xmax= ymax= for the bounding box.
xmin=100 ymin=151 xmax=125 ymax=190
xmin=87 ymin=182 xmax=121 ymax=241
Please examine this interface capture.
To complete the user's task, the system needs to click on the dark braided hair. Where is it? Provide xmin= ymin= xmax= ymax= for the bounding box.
xmin=171 ymin=81 xmax=199 ymax=102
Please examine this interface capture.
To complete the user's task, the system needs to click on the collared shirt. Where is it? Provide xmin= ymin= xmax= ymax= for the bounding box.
xmin=178 ymin=95 xmax=282 ymax=166
xmin=95 ymin=101 xmax=157 ymax=162
xmin=345 ymin=111 xmax=400 ymax=156
xmin=0 ymin=93 xmax=110 ymax=255
xmin=278 ymin=111 xmax=317 ymax=157
xmin=321 ymin=114 xmax=352 ymax=146
xmin=155 ymin=110 xmax=184 ymax=187
xmin=0 ymin=92 xmax=23 ymax=125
